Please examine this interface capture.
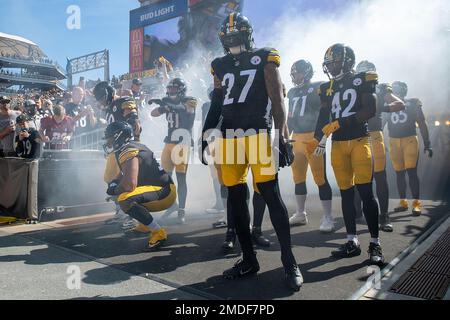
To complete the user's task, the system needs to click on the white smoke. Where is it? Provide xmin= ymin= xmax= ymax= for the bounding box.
xmin=256 ymin=0 xmax=449 ymax=113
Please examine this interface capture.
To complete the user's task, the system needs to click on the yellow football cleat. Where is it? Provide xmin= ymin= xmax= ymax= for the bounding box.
xmin=145 ymin=228 xmax=167 ymax=251
xmin=412 ymin=200 xmax=422 ymax=216
xmin=394 ymin=199 xmax=409 ymax=212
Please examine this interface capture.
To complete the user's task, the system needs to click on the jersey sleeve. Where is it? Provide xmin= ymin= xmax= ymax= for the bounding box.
xmin=121 ymin=98 xmax=137 ymax=111
xmin=266 ymin=48 xmax=281 ymax=67
xmin=361 ymin=71 xmax=378 ymax=94
xmin=117 ymin=147 xmax=140 ymax=166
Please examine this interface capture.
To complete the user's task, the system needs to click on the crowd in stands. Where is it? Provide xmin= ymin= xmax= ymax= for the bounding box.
xmin=0 ymin=69 xmax=58 ymax=81
xmin=0 ymin=51 xmax=60 ymax=67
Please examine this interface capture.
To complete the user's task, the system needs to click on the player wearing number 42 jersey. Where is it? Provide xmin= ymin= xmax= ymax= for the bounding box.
xmin=201 ymin=12 xmax=302 ymax=291
xmin=287 ymin=60 xmax=334 ymax=233
xmin=305 ymin=43 xmax=384 ymax=266
xmin=387 ymin=81 xmax=432 ymax=216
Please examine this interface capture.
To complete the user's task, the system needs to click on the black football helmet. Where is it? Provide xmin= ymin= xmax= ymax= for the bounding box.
xmin=219 ymin=12 xmax=254 ymax=54
xmin=103 ymin=121 xmax=133 ymax=155
xmin=93 ymin=81 xmax=115 ymax=106
xmin=392 ymin=81 xmax=408 ymax=99
xmin=166 ymin=78 xmax=187 ymax=99
xmin=323 ymin=43 xmax=355 ymax=80
xmin=356 ymin=60 xmax=376 ymax=73
xmin=291 ymin=60 xmax=314 ymax=86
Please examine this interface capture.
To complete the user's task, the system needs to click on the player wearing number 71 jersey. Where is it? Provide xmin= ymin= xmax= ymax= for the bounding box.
xmin=287 ymin=60 xmax=334 ymax=233
xmin=305 ymin=43 xmax=384 ymax=266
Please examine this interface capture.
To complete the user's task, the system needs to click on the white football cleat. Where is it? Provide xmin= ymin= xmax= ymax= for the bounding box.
xmin=289 ymin=212 xmax=308 ymax=226
xmin=319 ymin=215 xmax=335 ymax=233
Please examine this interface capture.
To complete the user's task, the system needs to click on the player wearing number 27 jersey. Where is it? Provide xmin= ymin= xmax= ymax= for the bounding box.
xmin=202 ymin=13 xmax=302 ymax=291
xmin=307 ymin=43 xmax=384 ymax=266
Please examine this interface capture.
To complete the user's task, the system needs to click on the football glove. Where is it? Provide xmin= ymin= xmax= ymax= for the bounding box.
xmin=322 ymin=120 xmax=340 ymax=136
xmin=198 ymin=138 xmax=209 ymax=165
xmin=274 ymin=137 xmax=295 ymax=168
xmin=304 ymin=138 xmax=319 ymax=155
xmin=106 ymin=180 xmax=120 ymax=196
xmin=424 ymin=147 xmax=433 ymax=158
xmin=314 ymin=135 xmax=328 ymax=156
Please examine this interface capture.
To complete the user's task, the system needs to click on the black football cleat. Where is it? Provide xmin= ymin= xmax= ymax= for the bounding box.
xmin=379 ymin=212 xmax=393 ymax=232
xmin=222 ymin=229 xmax=236 ymax=252
xmin=252 ymin=227 xmax=270 ymax=247
xmin=368 ymin=243 xmax=385 ymax=266
xmin=285 ymin=265 xmax=303 ymax=291
xmin=223 ymin=258 xmax=260 ymax=280
xmin=331 ymin=241 xmax=362 ymax=258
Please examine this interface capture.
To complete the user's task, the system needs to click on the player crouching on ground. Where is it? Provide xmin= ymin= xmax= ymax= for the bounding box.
xmin=103 ymin=121 xmax=177 ymax=251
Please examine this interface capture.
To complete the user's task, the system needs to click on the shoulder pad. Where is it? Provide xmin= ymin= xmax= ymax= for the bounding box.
xmin=119 ymin=98 xmax=137 ymax=111
xmin=183 ymin=97 xmax=198 ymax=108
xmin=264 ymin=48 xmax=281 ymax=67
xmin=364 ymin=71 xmax=378 ymax=82
xmin=118 ymin=147 xmax=140 ymax=166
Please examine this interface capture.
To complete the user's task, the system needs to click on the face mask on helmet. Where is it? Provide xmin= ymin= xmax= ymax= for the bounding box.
xmin=323 ymin=44 xmax=355 ymax=80
xmin=102 ymin=124 xmax=132 ymax=155
xmin=291 ymin=60 xmax=313 ymax=86
xmin=220 ymin=13 xmax=253 ymax=55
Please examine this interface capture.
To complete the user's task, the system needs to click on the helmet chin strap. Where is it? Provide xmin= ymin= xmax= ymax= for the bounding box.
xmin=229 ymin=44 xmax=246 ymax=55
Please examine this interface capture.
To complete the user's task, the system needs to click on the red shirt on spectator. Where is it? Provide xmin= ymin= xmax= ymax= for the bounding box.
xmin=40 ymin=116 xmax=74 ymax=149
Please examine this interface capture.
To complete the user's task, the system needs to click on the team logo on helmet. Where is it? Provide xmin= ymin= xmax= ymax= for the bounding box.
xmin=308 ymin=87 xmax=314 ymax=94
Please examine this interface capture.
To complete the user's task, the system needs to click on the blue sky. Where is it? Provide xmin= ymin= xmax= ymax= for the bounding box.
xmin=0 ymin=0 xmax=349 ymax=82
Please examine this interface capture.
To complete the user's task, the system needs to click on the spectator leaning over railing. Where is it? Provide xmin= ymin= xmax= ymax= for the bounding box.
xmin=0 ymin=96 xmax=21 ymax=157
xmin=65 ymin=86 xmax=97 ymax=136
xmin=15 ymin=114 xmax=42 ymax=159
xmin=39 ymin=104 xmax=74 ymax=150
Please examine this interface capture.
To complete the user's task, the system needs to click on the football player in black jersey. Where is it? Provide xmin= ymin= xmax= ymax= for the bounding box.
xmin=150 ymin=78 xmax=197 ymax=224
xmin=355 ymin=61 xmax=405 ymax=232
xmin=103 ymin=121 xmax=176 ymax=251
xmin=305 ymin=44 xmax=384 ymax=266
xmin=93 ymin=81 xmax=141 ymax=139
xmin=387 ymin=81 xmax=432 ymax=216
xmin=201 ymin=13 xmax=302 ymax=291
xmin=94 ymin=81 xmax=142 ymax=230
xmin=287 ymin=59 xmax=334 ymax=232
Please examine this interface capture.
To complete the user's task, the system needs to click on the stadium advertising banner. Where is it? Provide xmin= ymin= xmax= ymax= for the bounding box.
xmin=130 ymin=28 xmax=144 ymax=73
xmin=130 ymin=0 xmax=189 ymax=30
xmin=129 ymin=0 xmax=243 ymax=73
